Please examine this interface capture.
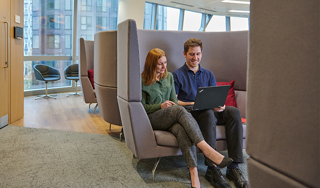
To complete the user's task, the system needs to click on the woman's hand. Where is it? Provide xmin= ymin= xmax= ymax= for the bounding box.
xmin=213 ymin=105 xmax=226 ymax=112
xmin=161 ymin=100 xmax=176 ymax=109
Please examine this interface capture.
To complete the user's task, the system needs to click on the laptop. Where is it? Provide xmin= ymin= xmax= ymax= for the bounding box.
xmin=192 ymin=85 xmax=230 ymax=111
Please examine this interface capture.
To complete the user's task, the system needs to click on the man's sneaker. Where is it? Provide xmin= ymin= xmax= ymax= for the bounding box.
xmin=226 ymin=167 xmax=249 ymax=188
xmin=205 ymin=167 xmax=232 ymax=188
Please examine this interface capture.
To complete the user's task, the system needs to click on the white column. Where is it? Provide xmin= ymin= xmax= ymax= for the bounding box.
xmin=118 ymin=0 xmax=145 ymax=29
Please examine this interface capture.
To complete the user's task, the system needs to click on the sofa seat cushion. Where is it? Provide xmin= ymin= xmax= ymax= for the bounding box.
xmin=154 ymin=130 xmax=178 ymax=147
xmin=154 ymin=124 xmax=246 ymax=147
xmin=216 ymin=124 xmax=246 ymax=140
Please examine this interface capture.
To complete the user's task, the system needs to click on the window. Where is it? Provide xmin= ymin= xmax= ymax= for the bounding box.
xmin=166 ymin=7 xmax=180 ymax=31
xmin=156 ymin=5 xmax=167 ymax=30
xmin=65 ymin=15 xmax=72 ymax=30
xmin=143 ymin=2 xmax=155 ymax=30
xmin=230 ymin=17 xmax=249 ymax=31
xmin=47 ymin=15 xmax=60 ymax=29
xmin=80 ymin=16 xmax=92 ymax=31
xmin=65 ymin=35 xmax=71 ymax=49
xmin=65 ymin=0 xmax=72 ymax=10
xmin=205 ymin=15 xmax=227 ymax=32
xmin=33 ymin=16 xmax=40 ymax=30
xmin=47 ymin=35 xmax=60 ymax=49
xmin=183 ymin=10 xmax=202 ymax=31
xmin=80 ymin=0 xmax=92 ymax=12
xmin=23 ymin=0 xmax=119 ymax=93
xmin=32 ymin=0 xmax=40 ymax=11
xmin=96 ymin=17 xmax=108 ymax=31
xmin=47 ymin=0 xmax=60 ymax=10
xmin=80 ymin=35 xmax=93 ymax=40
xmin=97 ymin=0 xmax=108 ymax=12
xmin=33 ymin=35 xmax=39 ymax=48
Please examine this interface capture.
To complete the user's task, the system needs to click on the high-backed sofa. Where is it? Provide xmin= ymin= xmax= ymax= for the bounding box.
xmin=79 ymin=38 xmax=98 ymax=112
xmin=94 ymin=31 xmax=122 ymax=127
xmin=117 ymin=19 xmax=248 ymax=170
xmin=246 ymin=0 xmax=319 ymax=188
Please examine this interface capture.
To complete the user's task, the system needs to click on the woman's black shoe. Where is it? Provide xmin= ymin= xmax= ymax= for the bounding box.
xmin=213 ymin=157 xmax=233 ymax=169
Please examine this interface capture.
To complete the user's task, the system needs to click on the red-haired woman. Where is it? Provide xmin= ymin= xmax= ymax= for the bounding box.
xmin=141 ymin=48 xmax=233 ymax=188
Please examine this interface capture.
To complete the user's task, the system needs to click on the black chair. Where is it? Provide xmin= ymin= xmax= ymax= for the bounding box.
xmin=64 ymin=64 xmax=81 ymax=97
xmin=33 ymin=64 xmax=61 ymax=100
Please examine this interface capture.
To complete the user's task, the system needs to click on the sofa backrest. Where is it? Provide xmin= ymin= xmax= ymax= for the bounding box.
xmin=136 ymin=30 xmax=248 ymax=91
xmin=94 ymin=30 xmax=122 ymax=126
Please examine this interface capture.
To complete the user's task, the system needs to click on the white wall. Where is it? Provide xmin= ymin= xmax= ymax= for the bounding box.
xmin=118 ymin=0 xmax=145 ymax=29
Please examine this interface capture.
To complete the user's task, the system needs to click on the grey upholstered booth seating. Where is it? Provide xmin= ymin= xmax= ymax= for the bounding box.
xmin=33 ymin=64 xmax=61 ymax=100
xmin=94 ymin=31 xmax=122 ymax=130
xmin=246 ymin=1 xmax=319 ymax=188
xmin=64 ymin=64 xmax=81 ymax=97
xmin=117 ymin=19 xmax=248 ymax=181
xmin=79 ymin=38 xmax=98 ymax=113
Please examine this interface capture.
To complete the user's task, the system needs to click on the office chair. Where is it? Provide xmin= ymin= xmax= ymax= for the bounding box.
xmin=64 ymin=64 xmax=81 ymax=97
xmin=33 ymin=64 xmax=61 ymax=100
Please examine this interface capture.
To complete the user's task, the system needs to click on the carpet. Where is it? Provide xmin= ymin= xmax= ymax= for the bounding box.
xmin=0 ymin=126 xmax=249 ymax=188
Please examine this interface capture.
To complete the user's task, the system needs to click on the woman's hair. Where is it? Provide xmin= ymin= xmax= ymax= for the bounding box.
xmin=141 ymin=48 xmax=167 ymax=86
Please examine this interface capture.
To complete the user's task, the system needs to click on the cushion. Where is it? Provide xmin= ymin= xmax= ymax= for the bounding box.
xmin=88 ymin=69 xmax=95 ymax=89
xmin=216 ymin=80 xmax=237 ymax=107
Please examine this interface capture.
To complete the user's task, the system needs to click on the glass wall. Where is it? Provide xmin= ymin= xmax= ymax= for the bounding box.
xmin=24 ymin=0 xmax=118 ymax=92
xmin=230 ymin=17 xmax=249 ymax=31
xmin=143 ymin=2 xmax=249 ymax=33
xmin=205 ymin=15 xmax=226 ymax=32
xmin=166 ymin=7 xmax=180 ymax=31
xmin=182 ymin=10 xmax=202 ymax=31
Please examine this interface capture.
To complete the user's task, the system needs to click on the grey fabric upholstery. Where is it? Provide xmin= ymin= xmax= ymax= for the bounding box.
xmin=117 ymin=19 xmax=248 ymax=160
xmin=137 ymin=29 xmax=248 ymax=90
xmin=33 ymin=64 xmax=60 ymax=82
xmin=64 ymin=64 xmax=79 ymax=81
xmin=94 ymin=30 xmax=121 ymax=126
xmin=247 ymin=0 xmax=319 ymax=188
xmin=79 ymin=38 xmax=97 ymax=104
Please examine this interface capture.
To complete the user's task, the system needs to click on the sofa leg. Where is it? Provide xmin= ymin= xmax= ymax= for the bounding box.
xmin=152 ymin=157 xmax=161 ymax=183
xmin=93 ymin=104 xmax=98 ymax=114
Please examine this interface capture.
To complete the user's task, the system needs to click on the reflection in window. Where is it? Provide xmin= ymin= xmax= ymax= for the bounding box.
xmin=205 ymin=15 xmax=226 ymax=32
xmin=183 ymin=10 xmax=202 ymax=31
xmin=47 ymin=15 xmax=60 ymax=29
xmin=47 ymin=35 xmax=60 ymax=49
xmin=80 ymin=0 xmax=92 ymax=12
xmin=96 ymin=17 xmax=107 ymax=31
xmin=230 ymin=17 xmax=249 ymax=31
xmin=143 ymin=2 xmax=155 ymax=30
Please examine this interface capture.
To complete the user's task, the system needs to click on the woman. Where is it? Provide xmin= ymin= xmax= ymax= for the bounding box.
xmin=141 ymin=48 xmax=233 ymax=188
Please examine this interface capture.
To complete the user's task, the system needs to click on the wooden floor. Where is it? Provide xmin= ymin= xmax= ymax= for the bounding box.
xmin=11 ymin=92 xmax=122 ymax=137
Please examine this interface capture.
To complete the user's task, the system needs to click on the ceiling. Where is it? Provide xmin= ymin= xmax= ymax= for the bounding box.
xmin=146 ymin=0 xmax=250 ymax=18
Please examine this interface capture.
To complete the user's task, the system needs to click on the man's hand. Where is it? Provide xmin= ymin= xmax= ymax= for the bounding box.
xmin=161 ymin=100 xmax=176 ymax=109
xmin=213 ymin=105 xmax=226 ymax=112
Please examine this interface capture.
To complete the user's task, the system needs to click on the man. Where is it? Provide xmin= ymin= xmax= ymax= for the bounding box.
xmin=172 ymin=38 xmax=248 ymax=188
